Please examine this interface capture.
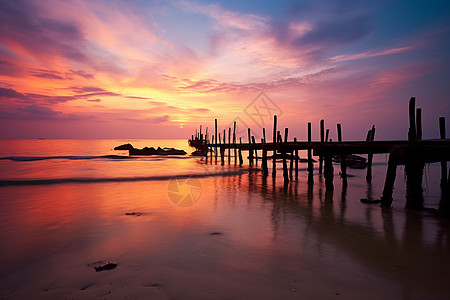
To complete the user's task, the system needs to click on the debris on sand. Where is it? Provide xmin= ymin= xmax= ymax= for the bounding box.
xmin=94 ymin=262 xmax=117 ymax=272
xmin=125 ymin=212 xmax=142 ymax=216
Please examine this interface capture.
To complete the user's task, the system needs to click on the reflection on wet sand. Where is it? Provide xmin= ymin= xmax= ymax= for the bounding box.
xmin=240 ymin=169 xmax=449 ymax=300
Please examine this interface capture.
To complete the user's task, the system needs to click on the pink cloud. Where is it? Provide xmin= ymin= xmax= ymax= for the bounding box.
xmin=331 ymin=46 xmax=415 ymax=62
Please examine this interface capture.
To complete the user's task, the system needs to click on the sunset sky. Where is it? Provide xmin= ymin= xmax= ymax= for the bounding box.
xmin=1 ymin=0 xmax=449 ymax=140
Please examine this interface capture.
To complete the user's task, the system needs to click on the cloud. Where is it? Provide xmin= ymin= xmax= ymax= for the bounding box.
xmin=117 ymin=114 xmax=170 ymax=124
xmin=0 ymin=87 xmax=28 ymax=99
xmin=30 ymin=69 xmax=66 ymax=80
xmin=0 ymin=104 xmax=62 ymax=120
xmin=126 ymin=96 xmax=152 ymax=100
xmin=0 ymin=0 xmax=89 ymax=63
xmin=331 ymin=46 xmax=415 ymax=62
xmin=70 ymin=86 xmax=106 ymax=93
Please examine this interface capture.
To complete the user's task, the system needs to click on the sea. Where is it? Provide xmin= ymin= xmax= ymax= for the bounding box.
xmin=0 ymin=139 xmax=449 ymax=300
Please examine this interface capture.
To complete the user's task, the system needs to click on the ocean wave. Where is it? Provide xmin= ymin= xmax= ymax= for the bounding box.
xmin=0 ymin=170 xmax=251 ymax=186
xmin=0 ymin=155 xmax=194 ymax=162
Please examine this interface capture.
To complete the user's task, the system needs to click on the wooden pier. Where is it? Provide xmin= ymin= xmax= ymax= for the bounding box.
xmin=189 ymin=98 xmax=450 ymax=216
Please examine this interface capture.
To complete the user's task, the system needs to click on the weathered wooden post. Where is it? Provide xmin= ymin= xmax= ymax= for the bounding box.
xmin=281 ymin=130 xmax=289 ymax=183
xmin=228 ymin=127 xmax=231 ymax=164
xmin=294 ymin=137 xmax=298 ymax=179
xmin=324 ymin=152 xmax=334 ymax=190
xmin=440 ymin=117 xmax=447 ymax=188
xmin=252 ymin=136 xmax=258 ymax=162
xmin=366 ymin=125 xmax=375 ymax=182
xmin=405 ymin=97 xmax=424 ymax=209
xmin=239 ymin=137 xmax=243 ymax=166
xmin=233 ymin=121 xmax=237 ymax=164
xmin=380 ymin=146 xmax=400 ymax=207
xmin=337 ymin=124 xmax=342 ymax=142
xmin=325 ymin=129 xmax=329 ymax=143
xmin=272 ymin=115 xmax=277 ymax=177
xmin=263 ymin=128 xmax=266 ymax=143
xmin=416 ymin=108 xmax=422 ymax=140
xmin=262 ymin=138 xmax=268 ymax=176
xmin=308 ymin=122 xmax=314 ymax=183
xmin=248 ymin=128 xmax=253 ymax=166
xmin=210 ymin=135 xmax=213 ymax=161
xmin=408 ymin=97 xmax=417 ymax=142
xmin=289 ymin=147 xmax=294 ymax=179
xmin=319 ymin=120 xmax=324 ymax=174
xmin=215 ymin=119 xmax=218 ymax=160
xmin=337 ymin=123 xmax=347 ymax=187
xmin=220 ymin=146 xmax=225 ymax=165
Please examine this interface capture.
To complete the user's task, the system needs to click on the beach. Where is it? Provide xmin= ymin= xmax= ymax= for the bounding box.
xmin=0 ymin=139 xmax=449 ymax=300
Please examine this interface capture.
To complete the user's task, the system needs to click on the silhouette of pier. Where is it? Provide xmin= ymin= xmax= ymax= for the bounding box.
xmin=189 ymin=97 xmax=450 ymax=215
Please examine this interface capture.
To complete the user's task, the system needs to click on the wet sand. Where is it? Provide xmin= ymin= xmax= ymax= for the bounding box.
xmin=1 ymin=158 xmax=449 ymax=299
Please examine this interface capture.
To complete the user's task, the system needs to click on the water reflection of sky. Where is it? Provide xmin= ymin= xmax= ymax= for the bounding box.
xmin=0 ymin=140 xmax=448 ymax=299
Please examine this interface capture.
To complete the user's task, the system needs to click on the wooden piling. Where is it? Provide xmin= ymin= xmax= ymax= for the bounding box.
xmin=215 ymin=119 xmax=218 ymax=160
xmin=307 ymin=122 xmax=314 ymax=184
xmin=289 ymin=148 xmax=294 ymax=179
xmin=324 ymin=154 xmax=334 ymax=190
xmin=272 ymin=115 xmax=277 ymax=177
xmin=325 ymin=129 xmax=329 ymax=143
xmin=239 ymin=137 xmax=243 ymax=166
xmin=366 ymin=125 xmax=375 ymax=182
xmin=380 ymin=147 xmax=400 ymax=207
xmin=294 ymin=137 xmax=298 ymax=179
xmin=405 ymin=98 xmax=424 ymax=209
xmin=228 ymin=127 xmax=231 ymax=164
xmin=337 ymin=124 xmax=347 ymax=187
xmin=210 ymin=135 xmax=213 ymax=161
xmin=248 ymin=128 xmax=253 ymax=166
xmin=233 ymin=121 xmax=237 ymax=164
xmin=220 ymin=146 xmax=225 ymax=165
xmin=251 ymin=136 xmax=258 ymax=163
xmin=408 ymin=97 xmax=417 ymax=142
xmin=262 ymin=141 xmax=268 ymax=176
xmin=281 ymin=131 xmax=289 ymax=183
xmin=319 ymin=120 xmax=324 ymax=174
xmin=440 ymin=117 xmax=447 ymax=188
xmin=337 ymin=124 xmax=342 ymax=143
xmin=416 ymin=108 xmax=422 ymax=140
xmin=263 ymin=128 xmax=266 ymax=143
xmin=405 ymin=148 xmax=424 ymax=210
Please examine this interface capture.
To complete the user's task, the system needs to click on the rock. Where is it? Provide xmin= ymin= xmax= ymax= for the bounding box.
xmin=129 ymin=147 xmax=156 ymax=155
xmin=114 ymin=143 xmax=135 ymax=150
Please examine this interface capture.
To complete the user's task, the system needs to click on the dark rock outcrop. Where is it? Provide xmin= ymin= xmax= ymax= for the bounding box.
xmin=129 ymin=146 xmax=186 ymax=156
xmin=114 ymin=144 xmax=186 ymax=156
xmin=114 ymin=143 xmax=135 ymax=150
